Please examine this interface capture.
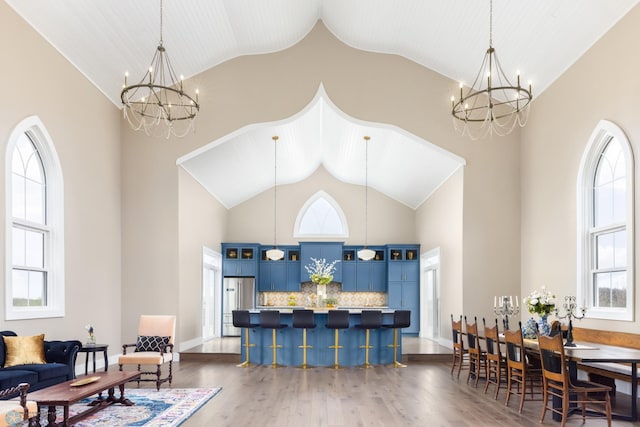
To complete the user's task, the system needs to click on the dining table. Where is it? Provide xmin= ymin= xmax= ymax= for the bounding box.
xmin=522 ymin=338 xmax=640 ymax=422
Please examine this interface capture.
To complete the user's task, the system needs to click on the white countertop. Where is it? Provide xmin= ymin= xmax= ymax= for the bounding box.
xmin=253 ymin=306 xmax=393 ymax=314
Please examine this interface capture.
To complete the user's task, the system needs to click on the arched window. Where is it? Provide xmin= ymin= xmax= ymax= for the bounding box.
xmin=577 ymin=120 xmax=634 ymax=321
xmin=294 ymin=191 xmax=349 ymax=238
xmin=5 ymin=116 xmax=64 ymax=320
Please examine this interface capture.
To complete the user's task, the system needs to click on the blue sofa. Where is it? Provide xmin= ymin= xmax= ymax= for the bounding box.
xmin=0 ymin=331 xmax=81 ymax=392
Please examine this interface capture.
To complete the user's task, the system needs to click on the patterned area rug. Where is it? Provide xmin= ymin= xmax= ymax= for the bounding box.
xmin=38 ymin=388 xmax=221 ymax=426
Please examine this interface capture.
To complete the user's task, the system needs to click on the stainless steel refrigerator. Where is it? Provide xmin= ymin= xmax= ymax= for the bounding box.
xmin=222 ymin=277 xmax=255 ymax=336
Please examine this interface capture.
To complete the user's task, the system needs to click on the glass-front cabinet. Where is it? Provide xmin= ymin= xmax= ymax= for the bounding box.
xmin=222 ymin=243 xmax=259 ymax=277
xmin=258 ymin=245 xmax=300 ymax=291
xmin=341 ymin=246 xmax=386 ymax=291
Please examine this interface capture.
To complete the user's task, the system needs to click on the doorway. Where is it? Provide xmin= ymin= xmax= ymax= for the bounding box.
xmin=202 ymin=247 xmax=222 ymax=340
xmin=421 ymin=248 xmax=440 ymax=340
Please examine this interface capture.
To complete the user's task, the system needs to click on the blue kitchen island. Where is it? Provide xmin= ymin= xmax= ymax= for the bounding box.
xmin=242 ymin=308 xmax=400 ymax=367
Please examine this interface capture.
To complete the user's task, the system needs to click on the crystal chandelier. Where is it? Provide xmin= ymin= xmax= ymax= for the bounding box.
xmin=120 ymin=0 xmax=199 ymax=138
xmin=451 ymin=0 xmax=532 ymax=140
xmin=266 ymin=136 xmax=284 ymax=261
xmin=358 ymin=136 xmax=375 ymax=261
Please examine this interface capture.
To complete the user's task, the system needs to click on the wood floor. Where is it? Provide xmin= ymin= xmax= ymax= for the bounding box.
xmin=137 ymin=358 xmax=626 ymax=426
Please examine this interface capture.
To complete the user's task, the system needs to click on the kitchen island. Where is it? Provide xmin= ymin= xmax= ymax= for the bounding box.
xmin=242 ymin=308 xmax=400 ymax=367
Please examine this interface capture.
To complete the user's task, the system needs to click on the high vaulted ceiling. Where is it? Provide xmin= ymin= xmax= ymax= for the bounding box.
xmin=6 ymin=0 xmax=639 ymax=208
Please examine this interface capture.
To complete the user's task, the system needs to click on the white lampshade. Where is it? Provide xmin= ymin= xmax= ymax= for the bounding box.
xmin=358 ymin=248 xmax=376 ymax=261
xmin=266 ymin=248 xmax=284 ymax=261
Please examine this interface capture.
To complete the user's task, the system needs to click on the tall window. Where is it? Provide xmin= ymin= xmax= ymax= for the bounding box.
xmin=5 ymin=116 xmax=64 ymax=320
xmin=578 ymin=120 xmax=634 ymax=321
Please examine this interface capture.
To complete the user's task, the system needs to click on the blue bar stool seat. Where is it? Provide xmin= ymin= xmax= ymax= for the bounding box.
xmin=383 ymin=310 xmax=411 ymax=368
xmin=292 ymin=309 xmax=316 ymax=368
xmin=355 ymin=310 xmax=382 ymax=368
xmin=326 ymin=310 xmax=350 ymax=369
xmin=259 ymin=310 xmax=288 ymax=368
xmin=232 ymin=310 xmax=260 ymax=368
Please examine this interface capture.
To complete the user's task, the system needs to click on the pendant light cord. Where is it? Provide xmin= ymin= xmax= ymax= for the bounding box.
xmin=272 ymin=136 xmax=278 ymax=248
xmin=364 ymin=136 xmax=370 ymax=248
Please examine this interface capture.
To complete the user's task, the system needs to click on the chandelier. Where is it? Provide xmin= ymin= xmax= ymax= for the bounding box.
xmin=357 ymin=136 xmax=375 ymax=261
xmin=266 ymin=136 xmax=284 ymax=261
xmin=120 ymin=0 xmax=200 ymax=138
xmin=451 ymin=0 xmax=532 ymax=140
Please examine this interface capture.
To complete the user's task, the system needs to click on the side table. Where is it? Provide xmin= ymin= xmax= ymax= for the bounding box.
xmin=79 ymin=344 xmax=109 ymax=375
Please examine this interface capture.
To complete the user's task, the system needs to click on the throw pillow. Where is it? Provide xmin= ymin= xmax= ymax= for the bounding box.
xmin=135 ymin=335 xmax=170 ymax=352
xmin=3 ymin=334 xmax=46 ymax=367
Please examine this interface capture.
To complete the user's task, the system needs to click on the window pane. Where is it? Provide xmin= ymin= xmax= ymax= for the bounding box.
xmin=11 ymin=134 xmax=45 ymax=225
xmin=594 ymin=271 xmax=627 ymax=308
xmin=613 ymin=230 xmax=627 ymax=268
xmin=12 ymin=269 xmax=46 ymax=307
xmin=299 ymin=197 xmax=345 ymax=235
xmin=595 ymin=233 xmax=613 ymax=269
xmin=25 ymin=230 xmax=44 ymax=268
xmin=12 ymin=227 xmax=25 ymax=266
xmin=25 ymin=179 xmax=44 ymax=223
xmin=594 ymin=138 xmax=626 ymax=227
xmin=11 ymin=174 xmax=25 ymax=219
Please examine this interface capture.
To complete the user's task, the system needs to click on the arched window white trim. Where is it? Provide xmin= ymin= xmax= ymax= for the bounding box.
xmin=5 ymin=116 xmax=64 ymax=320
xmin=577 ymin=120 xmax=634 ymax=321
xmin=294 ymin=191 xmax=349 ymax=238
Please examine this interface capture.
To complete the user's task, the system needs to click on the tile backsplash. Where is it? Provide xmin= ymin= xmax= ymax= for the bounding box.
xmin=258 ymin=282 xmax=387 ymax=307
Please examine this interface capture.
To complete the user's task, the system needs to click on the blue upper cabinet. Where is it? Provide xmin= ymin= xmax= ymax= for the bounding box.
xmin=299 ymin=242 xmax=343 ymax=283
xmin=341 ymin=246 xmax=386 ymax=291
xmin=221 ymin=243 xmax=259 ymax=277
xmin=258 ymin=246 xmax=299 ymax=291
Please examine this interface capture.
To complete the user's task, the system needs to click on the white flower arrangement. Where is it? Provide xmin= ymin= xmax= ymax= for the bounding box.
xmin=304 ymin=257 xmax=340 ymax=285
xmin=523 ymin=287 xmax=556 ymax=316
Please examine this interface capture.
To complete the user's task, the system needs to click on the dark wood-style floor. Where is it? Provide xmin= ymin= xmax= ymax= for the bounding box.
xmin=120 ymin=337 xmax=626 ymax=426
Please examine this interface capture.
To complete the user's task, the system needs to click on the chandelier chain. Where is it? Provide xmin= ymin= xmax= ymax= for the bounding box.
xmin=273 ymin=136 xmax=278 ymax=248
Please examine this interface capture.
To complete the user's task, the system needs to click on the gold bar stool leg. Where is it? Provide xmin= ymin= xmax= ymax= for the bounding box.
xmin=293 ymin=309 xmax=316 ymax=369
xmin=326 ymin=309 xmax=350 ymax=369
xmin=270 ymin=328 xmax=282 ymax=368
xmin=361 ymin=329 xmax=373 ymax=368
xmin=356 ymin=310 xmax=382 ymax=368
xmin=329 ymin=329 xmax=343 ymax=369
xmin=259 ymin=310 xmax=287 ymax=368
xmin=238 ymin=326 xmax=256 ymax=368
xmin=384 ymin=310 xmax=410 ymax=368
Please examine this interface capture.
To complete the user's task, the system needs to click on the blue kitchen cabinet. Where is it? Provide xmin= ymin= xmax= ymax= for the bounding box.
xmin=285 ymin=247 xmax=301 ymax=291
xmin=299 ymin=242 xmax=343 ymax=283
xmin=259 ymin=246 xmax=296 ymax=291
xmin=356 ymin=258 xmax=387 ymax=292
xmin=387 ymin=245 xmax=420 ymax=334
xmin=340 ymin=246 xmax=357 ymax=291
xmin=222 ymin=243 xmax=259 ymax=277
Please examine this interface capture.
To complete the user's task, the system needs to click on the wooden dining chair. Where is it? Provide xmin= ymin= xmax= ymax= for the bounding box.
xmin=483 ymin=317 xmax=507 ymax=399
xmin=504 ymin=322 xmax=543 ymax=413
xmin=464 ymin=316 xmax=487 ymax=387
xmin=537 ymin=333 xmax=612 ymax=427
xmin=450 ymin=314 xmax=468 ymax=378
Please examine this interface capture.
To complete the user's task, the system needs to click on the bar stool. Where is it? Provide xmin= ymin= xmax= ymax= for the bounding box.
xmin=259 ymin=310 xmax=288 ymax=368
xmin=292 ymin=309 xmax=316 ymax=368
xmin=326 ymin=310 xmax=350 ymax=369
xmin=383 ymin=310 xmax=411 ymax=368
xmin=355 ymin=310 xmax=382 ymax=368
xmin=232 ymin=310 xmax=259 ymax=368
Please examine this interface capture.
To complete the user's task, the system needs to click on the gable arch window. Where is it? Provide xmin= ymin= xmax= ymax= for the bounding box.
xmin=294 ymin=191 xmax=349 ymax=238
xmin=5 ymin=116 xmax=64 ymax=320
xmin=577 ymin=120 xmax=634 ymax=321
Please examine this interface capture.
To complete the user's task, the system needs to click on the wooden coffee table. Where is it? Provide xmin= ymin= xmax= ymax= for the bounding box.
xmin=27 ymin=370 xmax=141 ymax=426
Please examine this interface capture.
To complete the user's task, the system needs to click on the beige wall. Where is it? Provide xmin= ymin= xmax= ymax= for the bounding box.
xmin=0 ymin=2 xmax=122 ymax=346
xmin=416 ymin=168 xmax=464 ymax=340
xmin=226 ymin=166 xmax=417 ymax=245
xmin=521 ymin=5 xmax=640 ymax=332
xmin=122 ymin=22 xmax=522 ymax=344
xmin=178 ymin=169 xmax=228 ymax=343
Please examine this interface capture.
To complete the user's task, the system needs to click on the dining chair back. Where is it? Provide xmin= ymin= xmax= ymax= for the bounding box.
xmin=537 ymin=333 xmax=612 ymax=426
xmin=504 ymin=323 xmax=543 ymax=413
xmin=483 ymin=317 xmax=506 ymax=399
xmin=464 ymin=315 xmax=487 ymax=387
xmin=450 ymin=314 xmax=468 ymax=378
